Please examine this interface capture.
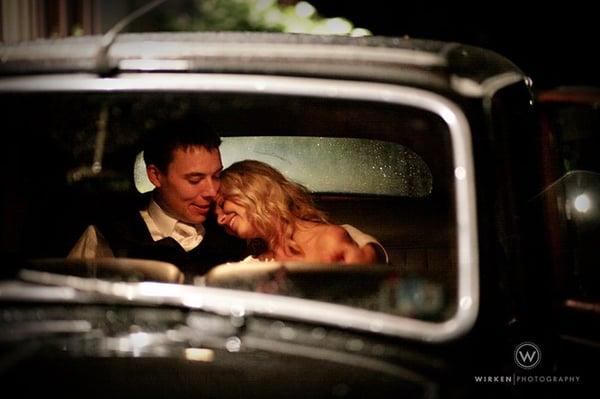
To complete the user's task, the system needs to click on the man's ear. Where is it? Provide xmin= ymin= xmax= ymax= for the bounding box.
xmin=147 ymin=164 xmax=163 ymax=188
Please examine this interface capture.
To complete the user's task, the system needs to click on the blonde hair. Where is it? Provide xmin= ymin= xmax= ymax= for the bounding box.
xmin=218 ymin=160 xmax=329 ymax=256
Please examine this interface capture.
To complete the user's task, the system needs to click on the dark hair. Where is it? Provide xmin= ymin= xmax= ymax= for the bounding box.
xmin=143 ymin=117 xmax=222 ymax=172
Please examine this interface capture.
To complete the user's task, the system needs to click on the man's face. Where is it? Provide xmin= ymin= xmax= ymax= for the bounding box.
xmin=148 ymin=146 xmax=222 ymax=225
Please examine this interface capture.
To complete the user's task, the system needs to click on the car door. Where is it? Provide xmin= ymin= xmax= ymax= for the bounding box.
xmin=535 ymin=86 xmax=600 ymax=375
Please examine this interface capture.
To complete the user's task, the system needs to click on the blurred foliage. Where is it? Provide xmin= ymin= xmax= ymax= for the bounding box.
xmin=167 ymin=0 xmax=282 ymax=32
xmin=128 ymin=0 xmax=370 ymax=36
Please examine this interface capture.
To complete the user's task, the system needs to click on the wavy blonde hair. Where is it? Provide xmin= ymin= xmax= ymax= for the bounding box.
xmin=218 ymin=160 xmax=329 ymax=256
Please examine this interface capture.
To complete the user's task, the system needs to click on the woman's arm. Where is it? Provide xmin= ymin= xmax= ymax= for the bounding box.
xmin=319 ymin=226 xmax=378 ymax=264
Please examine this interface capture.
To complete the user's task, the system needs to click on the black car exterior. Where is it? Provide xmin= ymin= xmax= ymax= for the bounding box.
xmin=0 ymin=32 xmax=596 ymax=397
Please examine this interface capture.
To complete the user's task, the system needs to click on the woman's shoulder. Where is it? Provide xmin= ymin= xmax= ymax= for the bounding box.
xmin=312 ymin=223 xmax=352 ymax=245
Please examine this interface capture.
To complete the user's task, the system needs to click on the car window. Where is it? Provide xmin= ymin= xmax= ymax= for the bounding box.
xmin=0 ymin=77 xmax=475 ymax=339
xmin=549 ymin=103 xmax=600 ymax=173
xmin=222 ymin=136 xmax=433 ymax=196
xmin=136 ymin=136 xmax=432 ymax=196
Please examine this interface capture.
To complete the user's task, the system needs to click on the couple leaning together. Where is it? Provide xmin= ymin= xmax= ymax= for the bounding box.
xmin=69 ymin=118 xmax=387 ymax=279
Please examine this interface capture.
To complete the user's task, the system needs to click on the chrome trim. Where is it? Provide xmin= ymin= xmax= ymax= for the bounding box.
xmin=480 ymin=72 xmax=524 ymax=97
xmin=118 ymin=59 xmax=190 ymax=71
xmin=450 ymin=76 xmax=484 ymax=97
xmin=1 ymin=73 xmax=479 ymax=342
xmin=481 ymin=72 xmax=529 ymax=115
xmin=451 ymin=72 xmax=525 ymax=98
xmin=0 ymin=42 xmax=446 ymax=70
xmin=111 ymin=41 xmax=446 ymax=67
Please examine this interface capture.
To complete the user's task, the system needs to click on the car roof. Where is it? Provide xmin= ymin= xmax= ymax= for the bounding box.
xmin=0 ymin=32 xmax=525 ymax=95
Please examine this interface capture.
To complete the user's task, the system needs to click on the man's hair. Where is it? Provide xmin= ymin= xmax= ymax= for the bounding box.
xmin=143 ymin=117 xmax=222 ymax=172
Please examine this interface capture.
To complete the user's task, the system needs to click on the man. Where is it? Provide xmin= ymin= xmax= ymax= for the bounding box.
xmin=68 ymin=118 xmax=246 ymax=277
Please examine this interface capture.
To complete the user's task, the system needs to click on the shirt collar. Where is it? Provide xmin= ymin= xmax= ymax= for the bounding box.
xmin=142 ymin=199 xmax=206 ymax=251
xmin=147 ymin=199 xmax=178 ymax=237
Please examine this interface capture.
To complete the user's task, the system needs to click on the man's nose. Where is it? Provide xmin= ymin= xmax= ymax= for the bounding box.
xmin=204 ymin=177 xmax=219 ymax=198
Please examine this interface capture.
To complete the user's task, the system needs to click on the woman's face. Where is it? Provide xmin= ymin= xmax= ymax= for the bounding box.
xmin=215 ymin=198 xmax=258 ymax=239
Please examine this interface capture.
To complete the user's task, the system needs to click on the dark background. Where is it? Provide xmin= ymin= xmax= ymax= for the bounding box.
xmin=310 ymin=1 xmax=598 ymax=91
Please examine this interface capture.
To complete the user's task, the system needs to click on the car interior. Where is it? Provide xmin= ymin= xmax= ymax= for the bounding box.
xmin=0 ymin=90 xmax=459 ymax=315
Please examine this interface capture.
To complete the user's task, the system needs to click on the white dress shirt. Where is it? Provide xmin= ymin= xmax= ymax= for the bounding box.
xmin=141 ymin=199 xmax=205 ymax=252
xmin=68 ymin=199 xmax=205 ymax=259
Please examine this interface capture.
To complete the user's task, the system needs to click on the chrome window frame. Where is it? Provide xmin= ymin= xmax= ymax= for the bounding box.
xmin=0 ymin=73 xmax=479 ymax=342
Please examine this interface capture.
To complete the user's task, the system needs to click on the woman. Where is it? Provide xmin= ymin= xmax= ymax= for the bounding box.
xmin=215 ymin=160 xmax=381 ymax=264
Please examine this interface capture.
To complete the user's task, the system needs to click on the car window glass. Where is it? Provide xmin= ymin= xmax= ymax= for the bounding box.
xmin=222 ymin=136 xmax=433 ymax=196
xmin=551 ymin=104 xmax=600 ymax=173
xmin=0 ymin=90 xmax=459 ymax=323
xmin=135 ymin=137 xmax=432 ymax=196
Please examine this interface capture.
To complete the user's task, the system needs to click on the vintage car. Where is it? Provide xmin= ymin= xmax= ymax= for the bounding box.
xmin=0 ymin=31 xmax=596 ymax=397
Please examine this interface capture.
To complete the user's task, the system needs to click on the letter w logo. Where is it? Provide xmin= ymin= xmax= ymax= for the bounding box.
xmin=514 ymin=342 xmax=541 ymax=369
xmin=518 ymin=350 xmax=537 ymax=363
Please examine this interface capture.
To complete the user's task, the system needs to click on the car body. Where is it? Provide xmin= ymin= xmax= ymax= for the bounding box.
xmin=533 ymin=86 xmax=600 ymax=358
xmin=0 ymin=32 xmax=596 ymax=397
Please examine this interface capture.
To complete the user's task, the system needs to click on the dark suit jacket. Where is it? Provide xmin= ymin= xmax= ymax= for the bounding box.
xmin=96 ymin=196 xmax=246 ymax=280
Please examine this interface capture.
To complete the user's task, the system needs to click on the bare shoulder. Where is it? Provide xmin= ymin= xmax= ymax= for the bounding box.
xmin=315 ymin=224 xmax=355 ymax=245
